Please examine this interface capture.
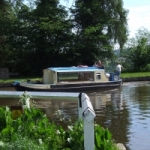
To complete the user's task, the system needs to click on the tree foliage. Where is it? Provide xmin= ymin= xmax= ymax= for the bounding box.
xmin=70 ymin=0 xmax=128 ymax=65
xmin=124 ymin=28 xmax=150 ymax=71
xmin=0 ymin=0 xmax=128 ymax=75
xmin=24 ymin=0 xmax=73 ymax=74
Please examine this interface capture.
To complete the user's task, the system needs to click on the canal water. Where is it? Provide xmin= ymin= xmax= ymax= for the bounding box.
xmin=0 ymin=81 xmax=150 ymax=150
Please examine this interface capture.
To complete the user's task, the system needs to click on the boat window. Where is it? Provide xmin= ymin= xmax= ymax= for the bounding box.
xmin=57 ymin=72 xmax=94 ymax=83
xmin=96 ymin=73 xmax=101 ymax=80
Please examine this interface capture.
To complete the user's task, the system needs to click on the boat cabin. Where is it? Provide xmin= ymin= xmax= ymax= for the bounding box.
xmin=43 ymin=67 xmax=109 ymax=84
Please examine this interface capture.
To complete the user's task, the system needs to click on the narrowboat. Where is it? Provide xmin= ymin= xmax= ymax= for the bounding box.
xmin=13 ymin=66 xmax=122 ymax=92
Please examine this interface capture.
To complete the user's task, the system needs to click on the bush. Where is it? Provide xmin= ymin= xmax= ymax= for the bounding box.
xmin=145 ymin=64 xmax=150 ymax=71
xmin=0 ymin=107 xmax=119 ymax=150
xmin=0 ymin=135 xmax=46 ymax=150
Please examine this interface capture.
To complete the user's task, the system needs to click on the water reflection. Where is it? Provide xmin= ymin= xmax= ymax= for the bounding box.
xmin=86 ymin=88 xmax=130 ymax=149
xmin=0 ymin=82 xmax=150 ymax=150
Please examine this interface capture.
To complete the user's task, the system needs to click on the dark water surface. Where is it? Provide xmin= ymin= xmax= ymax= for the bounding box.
xmin=0 ymin=81 xmax=150 ymax=150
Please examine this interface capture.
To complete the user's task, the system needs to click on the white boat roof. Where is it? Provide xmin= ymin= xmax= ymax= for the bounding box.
xmin=47 ymin=67 xmax=104 ymax=73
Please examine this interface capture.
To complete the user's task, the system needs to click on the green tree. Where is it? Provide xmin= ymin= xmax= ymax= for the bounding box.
xmin=25 ymin=0 xmax=73 ymax=74
xmin=0 ymin=0 xmax=30 ymax=73
xmin=70 ymin=0 xmax=128 ymax=65
xmin=124 ymin=28 xmax=150 ymax=71
xmin=0 ymin=0 xmax=12 ymax=67
xmin=0 ymin=0 xmax=128 ymax=75
xmin=2 ymin=0 xmax=73 ymax=75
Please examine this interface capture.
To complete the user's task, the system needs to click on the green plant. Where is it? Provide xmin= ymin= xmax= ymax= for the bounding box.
xmin=64 ymin=121 xmax=84 ymax=150
xmin=94 ymin=124 xmax=118 ymax=150
xmin=0 ymin=134 xmax=46 ymax=150
xmin=0 ymin=108 xmax=6 ymax=132
xmin=0 ymin=104 xmax=119 ymax=150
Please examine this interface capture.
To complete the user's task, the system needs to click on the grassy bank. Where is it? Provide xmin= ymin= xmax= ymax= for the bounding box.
xmin=121 ymin=72 xmax=150 ymax=78
xmin=0 ymin=77 xmax=42 ymax=84
xmin=0 ymin=72 xmax=150 ymax=84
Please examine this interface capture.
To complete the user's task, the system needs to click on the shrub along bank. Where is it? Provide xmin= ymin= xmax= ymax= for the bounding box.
xmin=0 ymin=92 xmax=120 ymax=150
xmin=0 ymin=106 xmax=120 ymax=150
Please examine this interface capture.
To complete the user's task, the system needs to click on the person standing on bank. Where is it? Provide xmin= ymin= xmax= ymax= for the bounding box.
xmin=94 ymin=60 xmax=104 ymax=69
xmin=115 ymin=61 xmax=124 ymax=78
